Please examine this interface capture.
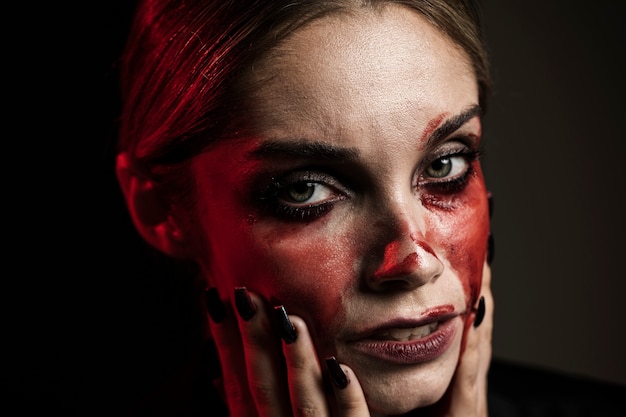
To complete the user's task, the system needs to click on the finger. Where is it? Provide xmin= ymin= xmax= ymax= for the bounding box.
xmin=445 ymin=262 xmax=494 ymax=416
xmin=324 ymin=357 xmax=370 ymax=417
xmin=282 ymin=315 xmax=370 ymax=417
xmin=235 ymin=290 xmax=292 ymax=417
xmin=477 ymin=263 xmax=494 ymax=378
xmin=205 ymin=287 xmax=258 ymax=417
xmin=474 ymin=262 xmax=494 ymax=370
xmin=280 ymin=315 xmax=332 ymax=416
xmin=462 ymin=263 xmax=494 ymax=380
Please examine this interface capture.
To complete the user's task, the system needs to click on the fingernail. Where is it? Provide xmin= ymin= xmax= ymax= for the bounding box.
xmin=473 ymin=296 xmax=485 ymax=328
xmin=325 ymin=356 xmax=348 ymax=389
xmin=206 ymin=287 xmax=226 ymax=323
xmin=234 ymin=287 xmax=256 ymax=321
xmin=273 ymin=305 xmax=297 ymax=344
xmin=487 ymin=232 xmax=495 ymax=265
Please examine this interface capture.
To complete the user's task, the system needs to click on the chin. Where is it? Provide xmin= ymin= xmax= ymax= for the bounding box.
xmin=344 ymin=330 xmax=462 ymax=415
xmin=362 ymin=368 xmax=452 ymax=415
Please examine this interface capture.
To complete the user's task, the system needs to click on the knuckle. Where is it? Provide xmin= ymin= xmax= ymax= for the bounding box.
xmin=249 ymin=380 xmax=275 ymax=405
xmin=294 ymin=403 xmax=320 ymax=417
xmin=285 ymin=351 xmax=308 ymax=370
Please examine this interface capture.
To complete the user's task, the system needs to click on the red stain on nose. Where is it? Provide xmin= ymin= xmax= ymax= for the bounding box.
xmin=374 ymin=248 xmax=419 ymax=280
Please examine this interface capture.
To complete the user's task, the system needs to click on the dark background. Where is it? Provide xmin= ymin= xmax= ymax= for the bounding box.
xmin=8 ymin=0 xmax=625 ymax=414
xmin=480 ymin=0 xmax=626 ymax=388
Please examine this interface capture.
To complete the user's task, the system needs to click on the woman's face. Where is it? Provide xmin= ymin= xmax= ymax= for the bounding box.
xmin=191 ymin=5 xmax=489 ymax=414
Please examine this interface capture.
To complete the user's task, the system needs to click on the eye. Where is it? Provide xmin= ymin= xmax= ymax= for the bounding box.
xmin=425 ymin=155 xmax=468 ymax=180
xmin=419 ymin=146 xmax=479 ymax=193
xmin=258 ymin=171 xmax=348 ymax=222
xmin=279 ymin=181 xmax=336 ymax=205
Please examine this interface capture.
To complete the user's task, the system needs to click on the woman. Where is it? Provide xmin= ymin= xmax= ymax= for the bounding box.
xmin=115 ymin=0 xmax=493 ymax=415
xmin=116 ymin=0 xmax=521 ymax=415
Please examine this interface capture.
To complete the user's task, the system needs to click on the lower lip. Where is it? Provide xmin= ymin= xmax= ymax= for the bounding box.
xmin=348 ymin=318 xmax=458 ymax=365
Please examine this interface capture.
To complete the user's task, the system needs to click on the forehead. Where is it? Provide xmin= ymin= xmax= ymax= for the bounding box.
xmin=243 ymin=4 xmax=477 ymax=141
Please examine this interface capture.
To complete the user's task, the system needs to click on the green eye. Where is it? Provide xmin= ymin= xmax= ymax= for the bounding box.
xmin=425 ymin=155 xmax=467 ymax=179
xmin=286 ymin=183 xmax=316 ymax=203
xmin=427 ymin=157 xmax=453 ymax=178
xmin=258 ymin=171 xmax=349 ymax=222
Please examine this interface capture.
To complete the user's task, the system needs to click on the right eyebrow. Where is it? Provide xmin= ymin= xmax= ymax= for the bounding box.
xmin=250 ymin=140 xmax=360 ymax=161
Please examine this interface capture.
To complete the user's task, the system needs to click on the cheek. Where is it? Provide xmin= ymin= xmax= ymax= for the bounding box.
xmin=424 ymin=170 xmax=489 ymax=352
xmin=252 ymin=226 xmax=356 ymax=337
xmin=207 ymin=214 xmax=357 ymax=352
xmin=192 ymin=151 xmax=354 ymax=347
xmin=426 ymin=172 xmax=489 ymax=307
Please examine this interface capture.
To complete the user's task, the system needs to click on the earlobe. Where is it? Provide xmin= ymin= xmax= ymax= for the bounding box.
xmin=115 ymin=152 xmax=192 ymax=258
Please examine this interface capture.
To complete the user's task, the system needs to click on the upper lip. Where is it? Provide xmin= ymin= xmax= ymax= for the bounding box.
xmin=343 ymin=309 xmax=460 ymax=342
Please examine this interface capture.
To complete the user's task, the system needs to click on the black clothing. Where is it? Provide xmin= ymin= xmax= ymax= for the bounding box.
xmin=11 ymin=340 xmax=625 ymax=416
xmin=123 ymin=344 xmax=626 ymax=417
xmin=487 ymin=359 xmax=625 ymax=417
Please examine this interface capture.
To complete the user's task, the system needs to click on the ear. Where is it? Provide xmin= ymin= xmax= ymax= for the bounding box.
xmin=115 ymin=152 xmax=193 ymax=258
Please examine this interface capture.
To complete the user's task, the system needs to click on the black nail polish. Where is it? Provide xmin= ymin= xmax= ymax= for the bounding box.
xmin=487 ymin=232 xmax=495 ymax=265
xmin=273 ymin=305 xmax=297 ymax=344
xmin=234 ymin=287 xmax=256 ymax=321
xmin=325 ymin=356 xmax=348 ymax=389
xmin=474 ymin=296 xmax=485 ymax=328
xmin=206 ymin=287 xmax=226 ymax=323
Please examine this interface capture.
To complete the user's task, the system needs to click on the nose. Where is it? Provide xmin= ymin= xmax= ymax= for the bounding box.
xmin=367 ymin=208 xmax=444 ymax=292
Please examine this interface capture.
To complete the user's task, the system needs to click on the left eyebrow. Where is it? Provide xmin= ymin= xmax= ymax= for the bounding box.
xmin=250 ymin=140 xmax=360 ymax=161
xmin=427 ymin=104 xmax=482 ymax=146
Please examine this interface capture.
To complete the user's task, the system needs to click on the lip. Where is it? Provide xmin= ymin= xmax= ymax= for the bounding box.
xmin=345 ymin=309 xmax=460 ymax=365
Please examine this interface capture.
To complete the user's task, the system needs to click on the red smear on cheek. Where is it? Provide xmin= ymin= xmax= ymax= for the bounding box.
xmin=425 ymin=170 xmax=489 ymax=354
xmin=251 ymin=224 xmax=353 ymax=351
xmin=194 ymin=142 xmax=349 ymax=353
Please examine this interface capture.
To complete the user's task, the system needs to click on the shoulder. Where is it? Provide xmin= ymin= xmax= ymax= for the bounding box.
xmin=488 ymin=357 xmax=626 ymax=417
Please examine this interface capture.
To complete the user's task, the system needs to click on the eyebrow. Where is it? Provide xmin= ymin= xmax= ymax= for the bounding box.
xmin=250 ymin=140 xmax=360 ymax=161
xmin=249 ymin=105 xmax=482 ymax=161
xmin=427 ymin=104 xmax=482 ymax=146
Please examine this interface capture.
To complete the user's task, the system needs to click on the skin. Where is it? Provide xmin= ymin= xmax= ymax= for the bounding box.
xmin=185 ymin=5 xmax=489 ymax=415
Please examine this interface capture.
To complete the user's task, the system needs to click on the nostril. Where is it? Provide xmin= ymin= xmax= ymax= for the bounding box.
xmin=373 ymin=278 xmax=418 ymax=291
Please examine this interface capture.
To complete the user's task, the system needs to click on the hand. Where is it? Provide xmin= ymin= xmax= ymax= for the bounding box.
xmin=421 ymin=262 xmax=494 ymax=417
xmin=206 ymin=262 xmax=493 ymax=417
xmin=206 ymin=287 xmax=370 ymax=417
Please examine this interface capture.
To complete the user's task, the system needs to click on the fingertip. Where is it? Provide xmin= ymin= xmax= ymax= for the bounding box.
xmin=273 ymin=305 xmax=298 ymax=344
xmin=234 ymin=287 xmax=257 ymax=321
xmin=473 ymin=296 xmax=486 ymax=328
xmin=326 ymin=361 xmax=369 ymax=413
xmin=286 ymin=315 xmax=306 ymax=331
xmin=283 ymin=315 xmax=313 ymax=348
xmin=325 ymin=356 xmax=349 ymax=389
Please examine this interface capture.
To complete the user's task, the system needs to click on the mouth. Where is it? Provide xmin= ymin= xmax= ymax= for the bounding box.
xmin=345 ymin=312 xmax=460 ymax=365
xmin=371 ymin=321 xmax=439 ymax=342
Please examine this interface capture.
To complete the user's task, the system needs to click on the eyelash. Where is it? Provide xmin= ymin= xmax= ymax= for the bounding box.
xmin=257 ymin=146 xmax=480 ymax=222
xmin=419 ymin=148 xmax=480 ymax=193
xmin=257 ymin=172 xmax=348 ymax=222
